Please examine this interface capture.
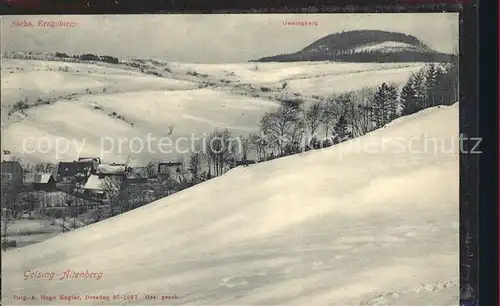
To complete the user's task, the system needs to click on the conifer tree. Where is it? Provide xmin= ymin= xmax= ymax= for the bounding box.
xmin=401 ymin=70 xmax=427 ymax=116
xmin=436 ymin=62 xmax=459 ymax=105
xmin=424 ymin=63 xmax=440 ymax=107
xmin=372 ymin=82 xmax=397 ymax=128
xmin=401 ymin=74 xmax=420 ymax=115
xmin=386 ymin=83 xmax=400 ymax=120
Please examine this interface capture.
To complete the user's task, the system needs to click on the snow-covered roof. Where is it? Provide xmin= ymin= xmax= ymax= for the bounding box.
xmin=33 ymin=173 xmax=53 ymax=184
xmin=1 ymin=155 xmax=16 ymax=162
xmin=84 ymin=175 xmax=122 ymax=191
xmin=84 ymin=175 xmax=104 ymax=190
xmin=78 ymin=158 xmax=96 ymax=163
xmin=97 ymin=164 xmax=127 ymax=175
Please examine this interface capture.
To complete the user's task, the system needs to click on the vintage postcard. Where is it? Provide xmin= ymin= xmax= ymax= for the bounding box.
xmin=1 ymin=13 xmax=461 ymax=305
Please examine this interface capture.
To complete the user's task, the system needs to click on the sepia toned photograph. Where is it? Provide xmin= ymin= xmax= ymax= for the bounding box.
xmin=1 ymin=13 xmax=460 ymax=305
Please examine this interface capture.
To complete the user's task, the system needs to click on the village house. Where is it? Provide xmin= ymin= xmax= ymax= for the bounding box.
xmin=1 ymin=159 xmax=24 ymax=189
xmin=83 ymin=174 xmax=107 ymax=201
xmin=32 ymin=173 xmax=57 ymax=191
xmin=83 ymin=174 xmax=124 ymax=203
xmin=56 ymin=161 xmax=93 ymax=182
xmin=56 ymin=159 xmax=96 ymax=193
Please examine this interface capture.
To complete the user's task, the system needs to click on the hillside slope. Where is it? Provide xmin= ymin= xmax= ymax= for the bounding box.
xmin=2 ymin=104 xmax=459 ymax=305
xmin=1 ymin=58 xmax=425 ymax=164
xmin=254 ymin=30 xmax=456 ymax=63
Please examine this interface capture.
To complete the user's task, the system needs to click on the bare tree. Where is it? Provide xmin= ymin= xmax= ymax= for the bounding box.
xmin=188 ymin=151 xmax=202 ymax=177
xmin=160 ymin=168 xmax=180 ymax=195
xmin=205 ymin=129 xmax=235 ymax=177
xmin=335 ymin=91 xmax=356 ymax=139
xmin=236 ymin=135 xmax=251 ymax=162
xmin=285 ymin=115 xmax=306 ymax=155
xmin=188 ymin=147 xmax=209 ymax=184
xmin=61 ymin=209 xmax=69 ymax=233
xmin=353 ymin=86 xmax=376 ymax=135
xmin=23 ymin=163 xmax=34 ymax=179
xmin=58 ymin=193 xmax=74 ymax=232
xmin=175 ymin=156 xmax=192 ymax=187
xmin=249 ymin=132 xmax=268 ymax=161
xmin=100 ymin=176 xmax=127 ymax=216
xmin=34 ymin=162 xmax=56 ymax=173
xmin=302 ymin=101 xmax=323 ymax=140
xmin=143 ymin=161 xmax=158 ymax=178
xmin=14 ymin=192 xmax=37 ymax=215
xmin=320 ymin=96 xmax=341 ymax=139
xmin=142 ymin=161 xmax=158 ymax=178
xmin=92 ymin=206 xmax=107 ymax=223
xmin=260 ymin=99 xmax=303 ymax=156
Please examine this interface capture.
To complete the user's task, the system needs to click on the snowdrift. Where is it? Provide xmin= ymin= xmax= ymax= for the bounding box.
xmin=2 ymin=104 xmax=459 ymax=305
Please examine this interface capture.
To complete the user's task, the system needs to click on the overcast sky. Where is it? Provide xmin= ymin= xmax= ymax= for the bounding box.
xmin=1 ymin=13 xmax=459 ymax=63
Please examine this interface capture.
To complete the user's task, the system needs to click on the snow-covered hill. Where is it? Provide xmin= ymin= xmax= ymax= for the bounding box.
xmin=1 ymin=58 xmax=425 ymax=164
xmin=254 ymin=30 xmax=456 ymax=63
xmin=2 ymin=104 xmax=459 ymax=305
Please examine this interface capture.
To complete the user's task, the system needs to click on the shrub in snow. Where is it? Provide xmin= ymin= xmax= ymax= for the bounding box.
xmin=187 ymin=70 xmax=199 ymax=76
xmin=13 ymin=100 xmax=29 ymax=111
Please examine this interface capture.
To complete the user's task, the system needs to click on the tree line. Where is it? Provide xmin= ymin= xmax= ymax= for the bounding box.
xmin=244 ymin=61 xmax=458 ymax=159
xmin=177 ymin=61 xmax=459 ymax=182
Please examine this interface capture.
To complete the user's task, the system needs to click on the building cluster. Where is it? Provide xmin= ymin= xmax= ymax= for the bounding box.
xmin=1 ymin=156 xmax=184 ymax=209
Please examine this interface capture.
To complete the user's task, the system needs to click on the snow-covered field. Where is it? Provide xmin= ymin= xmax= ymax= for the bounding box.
xmin=286 ymin=66 xmax=423 ymax=96
xmin=2 ymin=219 xmax=60 ymax=236
xmin=2 ymin=104 xmax=459 ymax=305
xmin=1 ymin=218 xmax=62 ymax=249
xmin=173 ymin=61 xmax=423 ymax=86
xmin=1 ymin=58 xmax=426 ymax=164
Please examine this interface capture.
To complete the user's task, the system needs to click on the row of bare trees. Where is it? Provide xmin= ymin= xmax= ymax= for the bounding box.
xmin=159 ymin=63 xmax=459 ymax=188
xmin=247 ymin=62 xmax=459 ymax=160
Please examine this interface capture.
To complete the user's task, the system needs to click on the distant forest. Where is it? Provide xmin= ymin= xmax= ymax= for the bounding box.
xmin=253 ymin=30 xmax=457 ymax=63
xmin=254 ymin=51 xmax=456 ymax=63
xmin=55 ymin=52 xmax=119 ymax=64
xmin=302 ymin=30 xmax=431 ymax=52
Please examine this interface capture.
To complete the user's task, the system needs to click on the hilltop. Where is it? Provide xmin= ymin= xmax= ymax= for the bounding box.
xmin=253 ymin=30 xmax=456 ymax=63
